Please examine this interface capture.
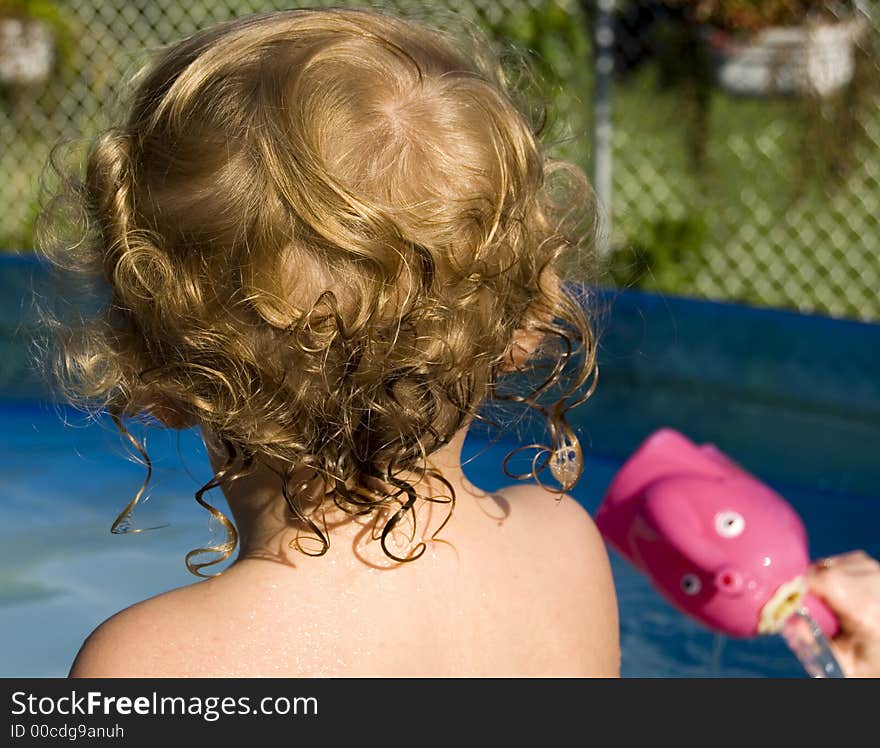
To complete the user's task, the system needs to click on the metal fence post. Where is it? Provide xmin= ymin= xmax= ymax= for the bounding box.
xmin=592 ymin=0 xmax=615 ymax=257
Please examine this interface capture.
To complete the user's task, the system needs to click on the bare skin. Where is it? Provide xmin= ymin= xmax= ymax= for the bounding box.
xmin=69 ymin=422 xmax=621 ymax=677
xmin=806 ymin=550 xmax=880 ymax=678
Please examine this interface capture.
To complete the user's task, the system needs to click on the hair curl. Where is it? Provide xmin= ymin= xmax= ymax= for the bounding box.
xmin=36 ymin=6 xmax=598 ymax=576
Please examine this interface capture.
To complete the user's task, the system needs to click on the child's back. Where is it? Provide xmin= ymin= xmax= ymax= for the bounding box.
xmin=42 ymin=7 xmax=619 ymax=677
xmin=71 ymin=482 xmax=618 ymax=677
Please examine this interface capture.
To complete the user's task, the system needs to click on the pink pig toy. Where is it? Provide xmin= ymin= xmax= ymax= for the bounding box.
xmin=595 ymin=428 xmax=840 ymax=642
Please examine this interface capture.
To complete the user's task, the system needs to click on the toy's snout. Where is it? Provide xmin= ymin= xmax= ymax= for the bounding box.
xmin=714 ymin=567 xmax=745 ymax=596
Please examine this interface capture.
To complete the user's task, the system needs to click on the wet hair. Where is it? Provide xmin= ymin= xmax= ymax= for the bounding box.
xmin=37 ymin=6 xmax=598 ymax=575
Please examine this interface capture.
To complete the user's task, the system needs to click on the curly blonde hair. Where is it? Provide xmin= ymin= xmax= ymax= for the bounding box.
xmin=37 ymin=6 xmax=598 ymax=575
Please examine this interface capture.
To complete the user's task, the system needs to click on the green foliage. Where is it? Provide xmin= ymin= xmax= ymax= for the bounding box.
xmin=472 ymin=0 xmax=595 ymax=196
xmin=608 ymin=215 xmax=709 ymax=291
xmin=480 ymin=0 xmax=589 ymax=82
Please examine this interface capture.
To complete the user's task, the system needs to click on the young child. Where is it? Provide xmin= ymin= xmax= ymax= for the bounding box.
xmin=41 ymin=6 xmax=620 ymax=677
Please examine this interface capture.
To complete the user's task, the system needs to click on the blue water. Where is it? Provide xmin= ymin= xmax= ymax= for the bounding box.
xmin=2 ymin=402 xmax=877 ymax=678
xmin=2 ymin=254 xmax=879 ymax=677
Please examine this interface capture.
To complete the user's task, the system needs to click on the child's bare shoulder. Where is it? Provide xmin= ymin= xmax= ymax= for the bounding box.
xmin=489 ymin=483 xmax=621 ymax=676
xmin=68 ymin=580 xmax=219 ymax=678
xmin=495 ymin=483 xmax=612 ymax=567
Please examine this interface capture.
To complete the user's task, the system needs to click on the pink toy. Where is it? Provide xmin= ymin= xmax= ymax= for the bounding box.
xmin=595 ymin=428 xmax=839 ymax=640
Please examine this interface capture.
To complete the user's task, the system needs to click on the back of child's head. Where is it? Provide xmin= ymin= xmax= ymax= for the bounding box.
xmin=39 ymin=6 xmax=598 ymax=573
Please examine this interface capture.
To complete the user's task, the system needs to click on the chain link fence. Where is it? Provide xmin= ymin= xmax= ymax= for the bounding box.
xmin=1 ymin=1 xmax=878 ymax=319
xmin=607 ymin=0 xmax=880 ymax=321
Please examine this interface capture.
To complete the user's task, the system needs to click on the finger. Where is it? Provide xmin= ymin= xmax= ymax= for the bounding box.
xmin=829 ymin=550 xmax=879 ymax=571
xmin=806 ymin=557 xmax=839 ymax=581
xmin=808 ymin=557 xmax=834 ymax=575
xmin=809 ymin=552 xmax=879 ymax=580
xmin=805 ymin=568 xmax=860 ymax=630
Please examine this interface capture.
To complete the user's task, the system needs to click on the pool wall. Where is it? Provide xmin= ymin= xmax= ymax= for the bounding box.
xmin=7 ymin=252 xmax=878 ymax=497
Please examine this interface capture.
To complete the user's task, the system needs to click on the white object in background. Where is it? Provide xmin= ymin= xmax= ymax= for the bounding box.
xmin=707 ymin=18 xmax=866 ymax=97
xmin=0 ymin=18 xmax=55 ymax=85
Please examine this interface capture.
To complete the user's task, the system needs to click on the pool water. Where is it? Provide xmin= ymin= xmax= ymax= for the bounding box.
xmin=2 ymin=255 xmax=879 ymax=677
xmin=2 ymin=402 xmax=877 ymax=678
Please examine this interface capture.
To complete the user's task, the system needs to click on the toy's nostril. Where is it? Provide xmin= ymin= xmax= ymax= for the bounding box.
xmin=715 ymin=569 xmax=744 ymax=594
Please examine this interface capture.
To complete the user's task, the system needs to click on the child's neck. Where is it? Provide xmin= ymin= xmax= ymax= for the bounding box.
xmin=201 ymin=424 xmax=490 ymax=567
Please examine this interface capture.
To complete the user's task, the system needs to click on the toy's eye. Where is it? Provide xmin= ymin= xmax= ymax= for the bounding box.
xmin=681 ymin=574 xmax=702 ymax=596
xmin=715 ymin=510 xmax=745 ymax=538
